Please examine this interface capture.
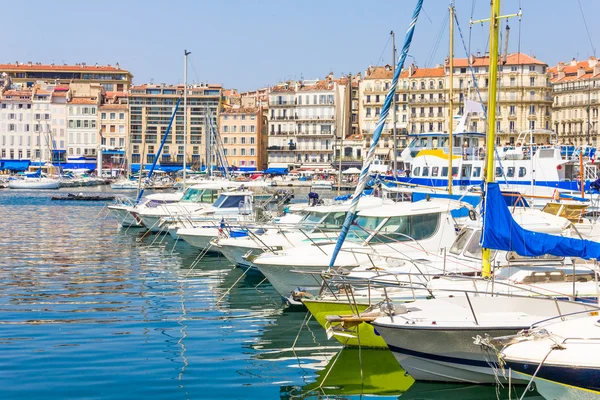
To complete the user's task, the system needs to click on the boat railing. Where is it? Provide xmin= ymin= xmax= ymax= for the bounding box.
xmin=305 ymin=270 xmax=600 ymax=319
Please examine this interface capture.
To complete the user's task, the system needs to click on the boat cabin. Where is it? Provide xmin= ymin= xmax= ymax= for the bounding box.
xmin=401 ymin=132 xmax=485 ymax=164
xmin=345 ymin=200 xmax=457 ymax=247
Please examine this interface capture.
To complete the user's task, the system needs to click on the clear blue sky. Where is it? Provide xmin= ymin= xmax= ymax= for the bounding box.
xmin=6 ymin=0 xmax=599 ymax=90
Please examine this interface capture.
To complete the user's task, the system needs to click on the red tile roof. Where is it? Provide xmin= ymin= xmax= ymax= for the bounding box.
xmin=365 ymin=66 xmax=393 ymax=79
xmin=0 ymin=63 xmax=130 ymax=73
xmin=548 ymin=58 xmax=600 ymax=83
xmin=69 ymin=97 xmax=97 ymax=105
xmin=451 ymin=52 xmax=546 ymax=67
xmin=221 ymin=106 xmax=260 ymax=114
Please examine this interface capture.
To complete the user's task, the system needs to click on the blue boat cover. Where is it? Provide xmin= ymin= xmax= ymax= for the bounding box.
xmin=481 ymin=182 xmax=600 ymax=260
xmin=0 ymin=160 xmax=30 ymax=171
xmin=264 ymin=168 xmax=288 ymax=175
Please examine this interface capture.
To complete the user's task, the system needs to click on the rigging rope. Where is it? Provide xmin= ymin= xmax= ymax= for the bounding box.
xmin=329 ymin=0 xmax=424 ymax=268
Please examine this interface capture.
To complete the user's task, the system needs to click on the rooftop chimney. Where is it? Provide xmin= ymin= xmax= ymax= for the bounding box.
xmin=570 ymin=57 xmax=578 ymax=67
xmin=589 ymin=56 xmax=598 ymax=68
xmin=557 ymin=61 xmax=565 ymax=72
xmin=577 ymin=66 xmax=586 ymax=78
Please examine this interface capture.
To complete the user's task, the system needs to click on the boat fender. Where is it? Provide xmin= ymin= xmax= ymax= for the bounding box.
xmin=468 ymin=209 xmax=477 ymax=221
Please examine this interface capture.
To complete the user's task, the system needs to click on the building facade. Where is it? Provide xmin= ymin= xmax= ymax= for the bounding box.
xmin=549 ymin=57 xmax=600 ymax=146
xmin=0 ymin=89 xmax=33 ymax=161
xmin=219 ymin=107 xmax=267 ymax=170
xmin=66 ymin=83 xmax=102 ymax=160
xmin=449 ymin=53 xmax=552 ymax=144
xmin=0 ymin=62 xmax=133 ymax=91
xmin=129 ymin=84 xmax=222 ymax=169
xmin=99 ymin=91 xmax=129 ymax=169
xmin=267 ymin=76 xmax=346 ymax=168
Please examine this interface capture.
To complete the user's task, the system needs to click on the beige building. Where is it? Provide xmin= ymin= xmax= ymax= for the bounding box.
xmin=219 ymin=106 xmax=267 ymax=171
xmin=99 ymin=91 xmax=129 ymax=169
xmin=129 ymin=84 xmax=222 ymax=169
xmin=549 ymin=57 xmax=600 ymax=146
xmin=267 ymin=75 xmax=348 ymax=168
xmin=359 ymin=64 xmax=445 ymax=163
xmin=449 ymin=53 xmax=552 ymax=145
xmin=0 ymin=62 xmax=133 ymax=91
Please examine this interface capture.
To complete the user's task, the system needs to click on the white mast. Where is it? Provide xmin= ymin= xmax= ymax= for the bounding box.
xmin=183 ymin=50 xmax=191 ymax=188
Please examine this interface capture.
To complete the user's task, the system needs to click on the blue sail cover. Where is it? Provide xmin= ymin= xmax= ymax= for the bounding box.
xmin=481 ymin=182 xmax=600 ymax=259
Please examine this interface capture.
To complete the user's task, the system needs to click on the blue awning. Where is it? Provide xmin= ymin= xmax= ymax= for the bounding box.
xmin=264 ymin=168 xmax=288 ymax=175
xmin=0 ymin=160 xmax=30 ymax=171
xmin=52 ymin=150 xmax=66 ymax=154
xmin=102 ymin=150 xmax=125 ymax=155
xmin=64 ymin=162 xmax=96 ymax=170
xmin=239 ymin=167 xmax=257 ymax=172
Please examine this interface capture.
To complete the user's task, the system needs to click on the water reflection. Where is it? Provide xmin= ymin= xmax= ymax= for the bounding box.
xmin=0 ymin=189 xmax=545 ymax=399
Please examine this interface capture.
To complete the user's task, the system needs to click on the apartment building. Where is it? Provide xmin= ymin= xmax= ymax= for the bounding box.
xmin=549 ymin=57 xmax=600 ymax=146
xmin=219 ymin=107 xmax=267 ymax=170
xmin=66 ymin=83 xmax=102 ymax=160
xmin=267 ymin=76 xmax=346 ymax=168
xmin=0 ymin=62 xmax=133 ymax=91
xmin=99 ymin=91 xmax=129 ymax=168
xmin=449 ymin=53 xmax=552 ymax=144
xmin=359 ymin=64 xmax=445 ymax=162
xmin=0 ymin=89 xmax=33 ymax=161
xmin=129 ymin=84 xmax=222 ymax=169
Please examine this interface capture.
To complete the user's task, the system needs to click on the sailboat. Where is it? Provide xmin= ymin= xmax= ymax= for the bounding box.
xmin=9 ymin=125 xmax=60 ymax=189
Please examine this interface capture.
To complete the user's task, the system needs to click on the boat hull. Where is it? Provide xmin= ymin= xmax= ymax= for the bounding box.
xmin=510 ymin=370 xmax=600 ymax=400
xmin=373 ymin=323 xmax=527 ymax=384
xmin=8 ymin=180 xmax=60 ymax=189
xmin=108 ymin=205 xmax=141 ymax=227
xmin=177 ymin=228 xmax=221 ymax=251
xmin=303 ymin=299 xmax=387 ymax=348
xmin=252 ymin=262 xmax=325 ymax=299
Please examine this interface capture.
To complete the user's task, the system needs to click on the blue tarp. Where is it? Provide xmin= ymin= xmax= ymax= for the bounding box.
xmin=264 ymin=168 xmax=288 ymax=175
xmin=412 ymin=192 xmax=481 ymax=218
xmin=238 ymin=167 xmax=257 ymax=172
xmin=64 ymin=163 xmax=96 ymax=170
xmin=481 ymin=182 xmax=600 ymax=259
xmin=0 ymin=160 xmax=30 ymax=171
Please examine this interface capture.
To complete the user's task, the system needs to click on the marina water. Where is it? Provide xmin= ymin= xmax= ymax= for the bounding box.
xmin=0 ymin=188 xmax=540 ymax=399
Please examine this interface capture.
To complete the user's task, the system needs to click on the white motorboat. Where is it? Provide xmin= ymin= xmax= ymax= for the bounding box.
xmin=8 ymin=177 xmax=60 ymax=190
xmin=132 ymin=181 xmax=234 ymax=232
xmin=176 ymin=191 xmax=256 ymax=250
xmin=111 ymin=179 xmax=140 ymax=190
xmin=498 ymin=313 xmax=600 ymax=399
xmin=213 ymin=196 xmax=389 ymax=270
xmin=370 ymin=295 xmax=600 ymax=384
xmin=251 ymin=198 xmax=462 ymax=299
xmin=108 ymin=192 xmax=183 ymax=227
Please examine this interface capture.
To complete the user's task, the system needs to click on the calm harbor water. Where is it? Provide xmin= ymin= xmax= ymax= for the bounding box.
xmin=0 ymin=188 xmax=541 ymax=399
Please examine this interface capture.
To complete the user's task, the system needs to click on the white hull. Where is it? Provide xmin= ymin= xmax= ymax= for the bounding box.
xmin=253 ymin=263 xmax=324 ymax=298
xmin=217 ymin=244 xmax=257 ymax=270
xmin=8 ymin=179 xmax=60 ymax=189
xmin=108 ymin=205 xmax=141 ymax=227
xmin=111 ymin=181 xmax=139 ymax=190
xmin=177 ymin=227 xmax=221 ymax=251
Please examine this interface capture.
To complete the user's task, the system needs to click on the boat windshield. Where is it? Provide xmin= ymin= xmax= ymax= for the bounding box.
xmin=181 ymin=188 xmax=219 ymax=203
xmin=455 ymin=229 xmax=497 ymax=260
xmin=320 ymin=211 xmax=347 ymax=230
xmin=367 ymin=213 xmax=440 ymax=244
xmin=346 ymin=216 xmax=388 ymax=243
xmin=299 ymin=212 xmax=327 ymax=231
xmin=449 ymin=228 xmax=473 ymax=255
xmin=213 ymin=194 xmax=248 ymax=209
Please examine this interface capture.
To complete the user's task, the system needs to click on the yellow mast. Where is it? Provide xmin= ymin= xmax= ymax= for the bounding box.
xmin=481 ymin=0 xmax=502 ymax=278
xmin=447 ymin=5 xmax=455 ymax=195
